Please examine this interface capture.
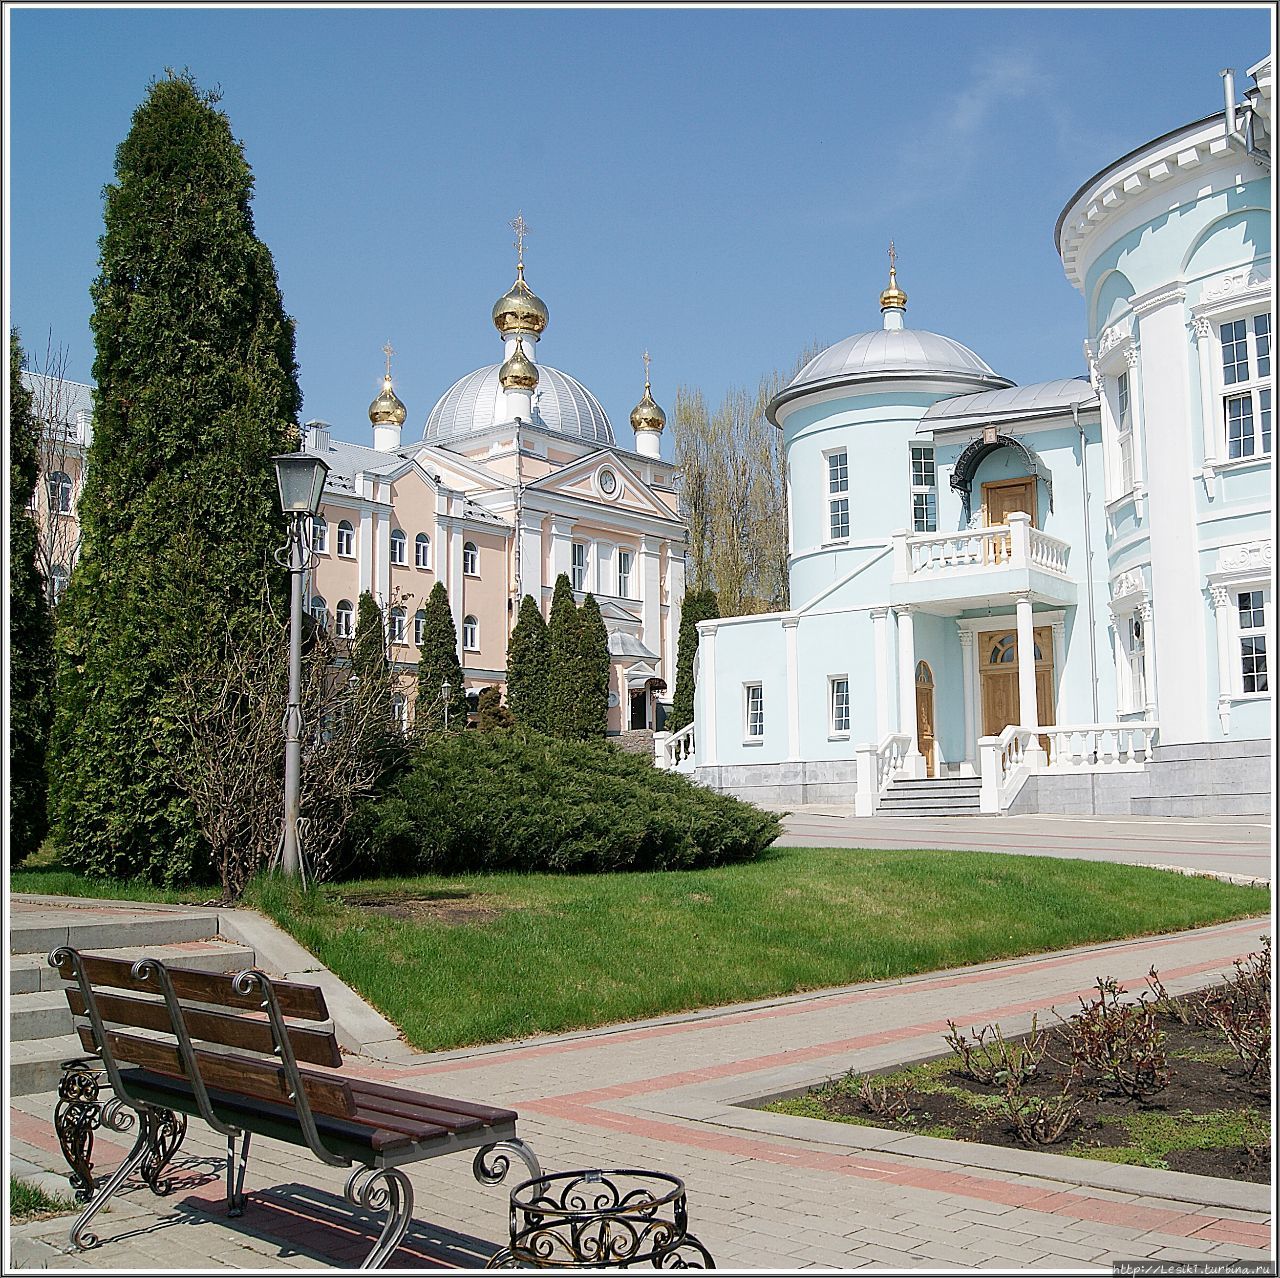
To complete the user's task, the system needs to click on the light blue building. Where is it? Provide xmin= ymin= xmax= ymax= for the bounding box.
xmin=663 ymin=56 xmax=1272 ymax=818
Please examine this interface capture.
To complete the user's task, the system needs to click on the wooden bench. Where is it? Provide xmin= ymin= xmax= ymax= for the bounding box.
xmin=51 ymin=946 xmax=541 ymax=1268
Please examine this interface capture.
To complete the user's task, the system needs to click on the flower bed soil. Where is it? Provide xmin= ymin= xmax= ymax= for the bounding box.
xmin=766 ymin=985 xmax=1270 ymax=1184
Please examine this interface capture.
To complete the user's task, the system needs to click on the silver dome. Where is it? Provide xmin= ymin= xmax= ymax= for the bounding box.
xmin=790 ymin=329 xmax=1004 ymax=388
xmin=424 ymin=362 xmax=614 ymax=445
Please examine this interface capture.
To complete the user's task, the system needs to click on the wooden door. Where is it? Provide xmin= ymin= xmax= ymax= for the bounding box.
xmin=979 ymin=628 xmax=1055 ymax=742
xmin=915 ymin=661 xmax=936 ymax=778
xmin=983 ymin=476 xmax=1037 ymax=527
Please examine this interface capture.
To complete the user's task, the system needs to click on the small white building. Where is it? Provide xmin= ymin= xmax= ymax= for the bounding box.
xmin=668 ymin=56 xmax=1272 ymax=818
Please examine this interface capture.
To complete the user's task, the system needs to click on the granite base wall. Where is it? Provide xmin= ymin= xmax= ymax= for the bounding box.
xmin=694 ymin=760 xmax=857 ymax=808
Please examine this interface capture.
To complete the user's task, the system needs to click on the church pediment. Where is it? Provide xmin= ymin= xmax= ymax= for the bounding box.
xmin=525 ymin=450 xmax=674 ymax=520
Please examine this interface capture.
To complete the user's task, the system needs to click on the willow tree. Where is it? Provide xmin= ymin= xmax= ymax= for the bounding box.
xmin=673 ymin=343 xmax=823 ymax=616
xmin=47 ymin=73 xmax=301 ymax=884
xmin=9 ymin=332 xmax=55 ymax=863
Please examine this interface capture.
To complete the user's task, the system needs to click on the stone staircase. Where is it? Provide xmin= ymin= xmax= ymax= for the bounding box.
xmin=9 ymin=901 xmax=258 ymax=1097
xmin=877 ymin=775 xmax=983 ymax=817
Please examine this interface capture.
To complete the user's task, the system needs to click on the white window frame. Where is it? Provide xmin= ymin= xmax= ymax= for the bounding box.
xmin=335 ymin=599 xmax=355 ymax=639
xmin=310 ymin=596 xmax=328 ymax=630
xmin=415 ymin=533 xmax=431 ymax=570
xmin=1217 ymin=313 xmax=1271 ymax=461
xmin=743 ymin=682 xmax=764 ymax=743
xmin=336 ymin=520 xmax=355 ymax=558
xmin=50 ymin=564 xmax=70 ymax=606
xmin=389 ymin=528 xmax=407 ymax=566
xmin=617 ymin=549 xmax=633 ymax=599
xmin=571 ymin=541 xmax=587 ymax=591
xmin=1209 ymin=568 xmax=1272 ymax=730
xmin=463 ymin=541 xmax=479 ymax=576
xmin=462 ymin=614 xmax=479 ymax=651
xmin=1235 ymin=587 xmax=1269 ymax=696
xmin=389 ymin=606 xmax=407 ymax=645
xmin=391 ymin=693 xmax=408 ymax=734
xmin=1115 ymin=370 xmax=1135 ymax=495
xmin=48 ymin=470 xmax=74 ymax=515
xmin=413 ymin=609 xmax=426 ymax=646
xmin=1115 ymin=608 xmax=1147 ymax=714
xmin=825 ymin=448 xmax=849 ymax=543
xmin=909 ymin=444 xmax=937 ymax=533
xmin=310 ymin=516 xmax=329 ymax=554
xmin=829 ymin=675 xmax=851 ymax=738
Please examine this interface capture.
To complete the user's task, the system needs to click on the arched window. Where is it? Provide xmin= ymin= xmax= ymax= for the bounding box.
xmin=389 ymin=528 xmax=406 ymax=566
xmin=463 ymin=541 xmax=479 ymax=576
xmin=310 ymin=596 xmax=328 ymax=629
xmin=391 ymin=693 xmax=408 ymax=733
xmin=335 ymin=599 xmax=355 ymax=638
xmin=988 ymin=634 xmax=1043 ymax=665
xmin=389 ymin=606 xmax=407 ymax=644
xmin=415 ymin=532 xmax=431 ymax=570
xmin=310 ymin=516 xmax=328 ymax=554
xmin=462 ymin=615 xmax=479 ymax=651
xmin=50 ymin=564 xmax=69 ymax=605
xmin=336 ymin=520 xmax=355 ymax=558
xmin=48 ymin=471 xmax=73 ymax=514
xmin=413 ymin=608 xmax=427 ymax=646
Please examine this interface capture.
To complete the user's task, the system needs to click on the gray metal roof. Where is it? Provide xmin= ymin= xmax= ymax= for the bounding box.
xmin=788 ymin=328 xmax=1003 ymax=389
xmin=20 ymin=371 xmax=94 ymax=431
xmin=922 ymin=377 xmax=1098 ymax=425
xmin=424 ymin=362 xmax=614 ymax=445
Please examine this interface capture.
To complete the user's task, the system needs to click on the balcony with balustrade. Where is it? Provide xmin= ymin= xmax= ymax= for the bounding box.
xmin=889 ymin=511 xmax=1076 ymax=609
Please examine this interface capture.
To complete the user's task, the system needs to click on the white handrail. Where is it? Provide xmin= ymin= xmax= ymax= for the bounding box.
xmin=656 ymin=723 xmax=696 ymax=772
xmin=979 ymin=725 xmax=1038 ymax=814
xmin=896 ymin=518 xmax=1072 ymax=582
xmin=1044 ymin=722 xmax=1159 ymax=771
xmin=854 ymin=732 xmax=913 ymax=816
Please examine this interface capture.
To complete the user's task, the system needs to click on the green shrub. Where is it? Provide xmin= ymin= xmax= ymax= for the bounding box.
xmin=360 ymin=730 xmax=781 ymax=874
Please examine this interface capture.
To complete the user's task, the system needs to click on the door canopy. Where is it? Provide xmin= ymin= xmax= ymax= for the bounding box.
xmin=949 ymin=433 xmax=1053 ymax=523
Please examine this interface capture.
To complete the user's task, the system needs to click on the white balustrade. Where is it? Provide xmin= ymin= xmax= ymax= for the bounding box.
xmin=1044 ymin=723 xmax=1159 ymax=772
xmin=978 ymin=725 xmax=1037 ymax=813
xmin=1028 ymin=528 xmax=1071 ymax=575
xmin=895 ymin=521 xmax=1071 ymax=583
xmin=656 ymin=723 xmax=696 ymax=773
xmin=854 ymin=733 xmax=913 ymax=816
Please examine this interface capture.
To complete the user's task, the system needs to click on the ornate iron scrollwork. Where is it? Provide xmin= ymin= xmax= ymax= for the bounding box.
xmin=138 ymin=1106 xmax=187 ymax=1196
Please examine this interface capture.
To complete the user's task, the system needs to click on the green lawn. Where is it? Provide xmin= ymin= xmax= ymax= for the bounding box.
xmin=13 ymin=846 xmax=1267 ymax=1053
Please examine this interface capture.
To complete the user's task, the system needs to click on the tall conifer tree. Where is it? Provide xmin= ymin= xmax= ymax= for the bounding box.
xmin=352 ymin=591 xmax=388 ymax=682
xmin=546 ymin=573 xmax=581 ymax=740
xmin=578 ymin=593 xmax=611 ymax=739
xmin=9 ymin=333 xmax=55 ymax=863
xmin=667 ymin=589 xmax=720 ymax=734
xmin=415 ymin=582 xmax=468 ymax=733
xmin=505 ymin=593 xmax=551 ymax=731
xmin=47 ymin=73 xmax=301 ymax=884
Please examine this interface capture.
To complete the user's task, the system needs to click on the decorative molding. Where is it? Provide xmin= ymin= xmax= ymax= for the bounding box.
xmin=1110 ymin=569 xmax=1146 ymax=600
xmin=957 ymin=629 xmax=974 ymax=650
xmin=1130 ymin=286 xmax=1186 ymax=319
xmin=1097 ymin=320 xmax=1133 ymax=358
xmin=1209 ymin=584 xmax=1233 ymax=610
xmin=1193 ymin=316 xmax=1213 ymax=341
xmin=1196 ymin=266 xmax=1272 ymax=311
xmin=1218 ymin=540 xmax=1272 ymax=574
xmin=1124 ymin=346 xmax=1140 ymax=369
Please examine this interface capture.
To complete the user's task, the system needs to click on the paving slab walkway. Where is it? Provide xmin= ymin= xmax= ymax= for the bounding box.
xmin=775 ymin=809 xmax=1273 ymax=883
xmin=8 ymin=904 xmax=1274 ymax=1271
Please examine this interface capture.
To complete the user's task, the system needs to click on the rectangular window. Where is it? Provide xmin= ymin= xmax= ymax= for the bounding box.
xmin=310 ymin=518 xmax=328 ymax=554
xmin=1124 ymin=614 xmax=1147 ymax=712
xmin=1117 ymin=370 xmax=1131 ymax=429
xmin=1220 ymin=313 xmax=1272 ymax=459
xmin=617 ymin=549 xmax=633 ymax=598
xmin=910 ymin=444 xmax=937 ymax=532
xmin=826 ymin=449 xmax=850 ymax=542
xmin=744 ymin=684 xmax=764 ymax=740
xmin=572 ymin=542 xmax=587 ymax=591
xmin=1238 ymin=590 xmax=1268 ymax=694
xmin=829 ymin=676 xmax=850 ymax=736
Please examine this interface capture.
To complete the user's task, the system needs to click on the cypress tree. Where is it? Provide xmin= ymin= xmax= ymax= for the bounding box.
xmin=351 ymin=591 xmax=387 ymax=682
xmin=47 ymin=73 xmax=300 ymax=884
xmin=578 ymin=593 xmax=611 ymax=739
xmin=415 ymin=581 xmax=468 ymax=733
xmin=667 ymin=589 xmax=720 ymax=734
xmin=9 ymin=332 xmax=55 ymax=864
xmin=505 ymin=593 xmax=550 ymax=730
xmin=476 ymin=686 xmax=514 ymax=731
xmin=546 ymin=573 xmax=581 ymax=740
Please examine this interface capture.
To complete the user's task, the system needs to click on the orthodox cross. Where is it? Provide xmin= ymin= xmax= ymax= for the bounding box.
xmin=383 ymin=341 xmax=395 ymax=379
xmin=643 ymin=348 xmax=651 ymax=390
xmin=511 ymin=212 xmax=529 ymax=270
xmin=888 ymin=241 xmax=897 ymax=273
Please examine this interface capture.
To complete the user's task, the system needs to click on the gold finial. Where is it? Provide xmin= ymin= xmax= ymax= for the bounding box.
xmin=383 ymin=340 xmax=395 ymax=379
xmin=631 ymin=348 xmax=666 ymax=435
xmin=643 ymin=348 xmax=651 ymax=392
xmin=369 ymin=345 xmax=407 ymax=428
xmin=880 ymin=240 xmax=908 ymax=311
xmin=511 ymin=211 xmax=529 ymax=279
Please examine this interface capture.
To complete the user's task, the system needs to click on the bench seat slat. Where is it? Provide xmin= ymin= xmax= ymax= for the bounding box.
xmin=58 ymin=953 xmax=329 ymax=1020
xmin=67 ymin=989 xmax=342 ymax=1068
xmin=348 ymin=1080 xmax=517 ymax=1126
xmin=348 ymin=1092 xmax=488 ymax=1136
xmin=77 ymin=1025 xmax=355 ymax=1118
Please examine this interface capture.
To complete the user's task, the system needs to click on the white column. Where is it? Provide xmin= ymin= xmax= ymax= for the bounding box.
xmin=640 ymin=535 xmax=661 ymax=658
xmin=1015 ymin=593 xmax=1038 ymax=730
xmin=376 ymin=502 xmax=390 ymax=603
xmin=1108 ymin=608 xmax=1127 ymax=714
xmin=504 ymin=386 xmax=533 ymax=422
xmin=697 ymin=621 xmax=719 ymax=766
xmin=871 ymin=607 xmax=892 ymax=742
xmin=548 ymin=517 xmax=575 ymax=596
xmin=359 ymin=508 xmax=374 ymax=594
xmin=663 ymin=544 xmax=685 ymax=693
xmin=1138 ymin=599 xmax=1158 ymax=721
xmin=895 ymin=607 xmax=925 ymax=776
xmin=517 ymin=511 xmax=544 ymax=604
xmin=1211 ymin=585 xmax=1233 ymax=733
xmin=959 ymin=628 xmax=976 ymax=775
xmin=1125 ymin=347 xmax=1147 ymax=491
xmin=448 ymin=520 xmax=464 ymax=656
xmin=1051 ymin=620 xmax=1066 ymax=724
xmin=783 ymin=616 xmax=800 ymax=762
xmin=1194 ymin=317 xmax=1219 ymax=473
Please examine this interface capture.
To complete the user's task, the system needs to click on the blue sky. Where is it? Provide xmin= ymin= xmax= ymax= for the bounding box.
xmin=6 ymin=6 xmax=1271 ymax=457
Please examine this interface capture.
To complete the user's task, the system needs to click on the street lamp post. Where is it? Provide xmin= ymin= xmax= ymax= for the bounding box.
xmin=271 ymin=449 xmax=330 ymax=879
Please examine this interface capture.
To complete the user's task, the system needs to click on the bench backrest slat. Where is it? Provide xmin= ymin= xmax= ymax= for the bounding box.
xmin=67 ymin=989 xmax=342 ymax=1069
xmin=75 ymin=1024 xmax=355 ymax=1118
xmin=56 ymin=953 xmax=329 ymax=1021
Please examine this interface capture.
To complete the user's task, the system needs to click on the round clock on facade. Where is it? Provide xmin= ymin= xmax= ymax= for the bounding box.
xmin=598 ymin=467 xmax=618 ymax=496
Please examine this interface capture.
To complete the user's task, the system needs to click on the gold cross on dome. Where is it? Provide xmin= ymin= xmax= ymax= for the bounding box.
xmin=382 ymin=341 xmax=395 ymax=379
xmin=888 ymin=241 xmax=897 ymax=273
xmin=643 ymin=349 xmax=651 ymax=389
xmin=510 ymin=212 xmax=530 ymax=269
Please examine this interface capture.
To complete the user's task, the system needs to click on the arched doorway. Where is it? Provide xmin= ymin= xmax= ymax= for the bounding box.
xmin=915 ymin=660 xmax=937 ymax=778
xmin=979 ymin=628 xmax=1055 ymax=750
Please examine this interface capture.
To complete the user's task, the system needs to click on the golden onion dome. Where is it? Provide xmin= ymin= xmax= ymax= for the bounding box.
xmin=630 ymin=383 xmax=666 ymax=434
xmin=492 ymin=268 xmax=549 ymax=337
xmin=368 ymin=374 xmax=407 ymax=427
xmin=499 ymin=337 xmax=539 ymax=390
xmin=880 ymin=241 xmax=908 ymax=311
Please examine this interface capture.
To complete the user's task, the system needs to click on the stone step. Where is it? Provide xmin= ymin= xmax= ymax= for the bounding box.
xmin=9 ymin=1033 xmax=97 ymax=1098
xmin=1151 ymin=740 xmax=1270 ymax=763
xmin=10 ymin=908 xmax=221 ymax=957
xmin=10 ymin=938 xmax=256 ymax=995
xmin=889 ymin=778 xmax=982 ymax=791
xmin=10 ymin=990 xmax=77 ymax=1042
xmin=877 ymin=797 xmax=982 ymax=816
